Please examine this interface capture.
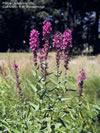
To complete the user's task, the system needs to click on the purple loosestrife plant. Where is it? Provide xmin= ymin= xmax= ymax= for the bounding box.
xmin=53 ymin=30 xmax=72 ymax=76
xmin=38 ymin=20 xmax=52 ymax=80
xmin=53 ymin=32 xmax=63 ymax=73
xmin=29 ymin=29 xmax=40 ymax=67
xmin=62 ymin=29 xmax=72 ymax=71
xmin=13 ymin=61 xmax=23 ymax=101
xmin=78 ymin=69 xmax=86 ymax=96
xmin=43 ymin=20 xmax=52 ymax=40
xmin=42 ymin=20 xmax=52 ymax=60
xmin=53 ymin=29 xmax=72 ymax=87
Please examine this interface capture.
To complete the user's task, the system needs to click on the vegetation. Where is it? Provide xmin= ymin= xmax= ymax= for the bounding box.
xmin=0 ymin=53 xmax=100 ymax=133
xmin=0 ymin=10 xmax=100 ymax=132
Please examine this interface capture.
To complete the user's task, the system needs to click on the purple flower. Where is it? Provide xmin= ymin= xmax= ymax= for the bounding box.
xmin=38 ymin=20 xmax=52 ymax=80
xmin=62 ymin=29 xmax=72 ymax=50
xmin=13 ymin=61 xmax=23 ymax=101
xmin=29 ymin=29 xmax=40 ymax=67
xmin=81 ymin=70 xmax=86 ymax=80
xmin=78 ymin=75 xmax=82 ymax=86
xmin=52 ymin=30 xmax=72 ymax=72
xmin=53 ymin=32 xmax=63 ymax=49
xmin=13 ymin=63 xmax=18 ymax=69
xmin=43 ymin=20 xmax=52 ymax=40
xmin=78 ymin=69 xmax=86 ymax=96
xmin=53 ymin=32 xmax=63 ymax=71
xmin=29 ymin=29 xmax=40 ymax=51
xmin=62 ymin=29 xmax=72 ymax=70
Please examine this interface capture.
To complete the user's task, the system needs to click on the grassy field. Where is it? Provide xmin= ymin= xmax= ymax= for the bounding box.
xmin=0 ymin=52 xmax=100 ymax=106
xmin=0 ymin=52 xmax=100 ymax=132
xmin=0 ymin=52 xmax=100 ymax=76
xmin=0 ymin=52 xmax=100 ymax=97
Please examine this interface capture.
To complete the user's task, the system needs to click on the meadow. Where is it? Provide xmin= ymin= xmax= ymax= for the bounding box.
xmin=0 ymin=52 xmax=100 ymax=133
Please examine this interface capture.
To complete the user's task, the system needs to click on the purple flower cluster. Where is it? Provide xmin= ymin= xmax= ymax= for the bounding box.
xmin=53 ymin=32 xmax=63 ymax=70
xmin=42 ymin=20 xmax=52 ymax=60
xmin=29 ymin=20 xmax=72 ymax=80
xmin=53 ymin=32 xmax=63 ymax=49
xmin=62 ymin=29 xmax=72 ymax=70
xmin=38 ymin=21 xmax=52 ymax=80
xmin=43 ymin=20 xmax=52 ymax=40
xmin=78 ymin=69 xmax=86 ymax=96
xmin=62 ymin=29 xmax=72 ymax=49
xmin=13 ymin=61 xmax=23 ymax=101
xmin=29 ymin=29 xmax=40 ymax=67
xmin=53 ymin=30 xmax=72 ymax=71
xmin=53 ymin=29 xmax=72 ymax=51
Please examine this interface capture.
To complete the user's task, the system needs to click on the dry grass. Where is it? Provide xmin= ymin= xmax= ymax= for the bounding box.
xmin=0 ymin=52 xmax=100 ymax=78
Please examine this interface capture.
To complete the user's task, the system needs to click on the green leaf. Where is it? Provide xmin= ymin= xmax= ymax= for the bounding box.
xmin=93 ymin=105 xmax=100 ymax=111
xmin=48 ymin=78 xmax=58 ymax=85
xmin=47 ymin=122 xmax=52 ymax=132
xmin=55 ymin=123 xmax=62 ymax=129
xmin=34 ymin=128 xmax=41 ymax=133
xmin=30 ymin=84 xmax=37 ymax=92
xmin=32 ymin=70 xmax=36 ymax=76
xmin=37 ymin=82 xmax=43 ymax=89
xmin=10 ymin=128 xmax=20 ymax=133
xmin=61 ymin=98 xmax=71 ymax=101
xmin=28 ymin=102 xmax=39 ymax=111
xmin=26 ymin=79 xmax=37 ymax=92
xmin=0 ymin=120 xmax=12 ymax=133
